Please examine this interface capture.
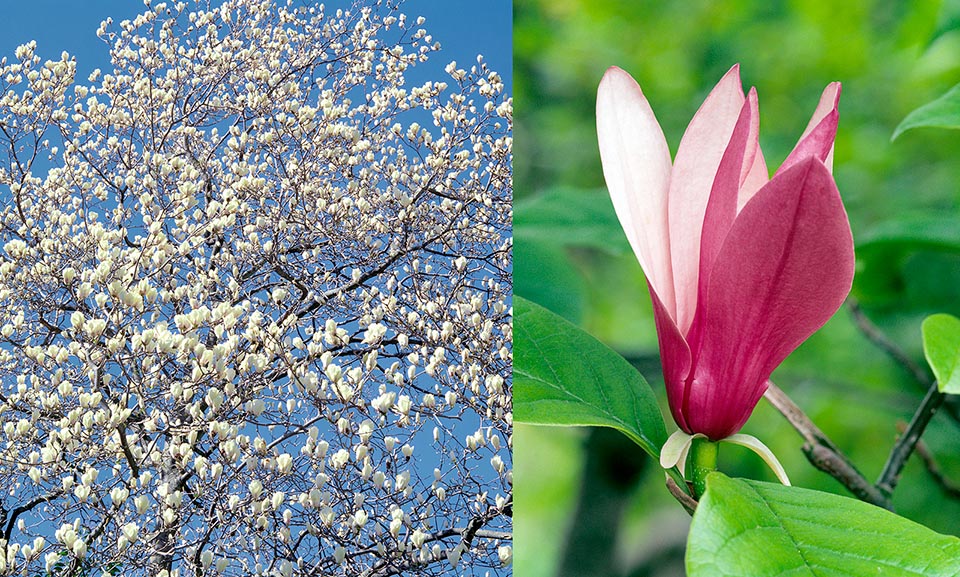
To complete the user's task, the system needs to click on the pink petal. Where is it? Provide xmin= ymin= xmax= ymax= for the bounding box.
xmin=737 ymin=93 xmax=770 ymax=213
xmin=668 ymin=65 xmax=746 ymax=333
xmin=597 ymin=66 xmax=676 ymax=317
xmin=778 ymin=82 xmax=841 ymax=175
xmin=800 ymin=83 xmax=842 ymax=144
xmin=683 ymin=157 xmax=854 ymax=439
xmin=699 ymin=88 xmax=759 ymax=296
xmin=736 ymin=144 xmax=769 ymax=211
xmin=648 ymin=281 xmax=692 ymax=434
xmin=738 ymin=87 xmax=762 ymax=188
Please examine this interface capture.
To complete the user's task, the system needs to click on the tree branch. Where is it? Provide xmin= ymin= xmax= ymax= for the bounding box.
xmin=3 ymin=489 xmax=63 ymax=541
xmin=847 ymin=299 xmax=931 ymax=388
xmin=876 ymin=382 xmax=945 ymax=497
xmin=901 ymin=420 xmax=960 ymax=500
xmin=355 ymin=507 xmax=511 ymax=577
xmin=847 ymin=299 xmax=960 ymax=424
xmin=763 ymin=382 xmax=891 ymax=509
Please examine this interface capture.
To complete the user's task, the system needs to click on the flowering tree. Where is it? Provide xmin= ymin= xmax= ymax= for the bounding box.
xmin=0 ymin=1 xmax=512 ymax=576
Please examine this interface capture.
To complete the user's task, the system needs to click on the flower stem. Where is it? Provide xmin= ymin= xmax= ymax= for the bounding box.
xmin=689 ymin=437 xmax=719 ymax=498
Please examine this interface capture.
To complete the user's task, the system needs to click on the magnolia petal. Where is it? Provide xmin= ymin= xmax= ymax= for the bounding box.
xmin=660 ymin=430 xmax=708 ymax=476
xmin=779 ymin=82 xmax=841 ymax=175
xmin=667 ymin=64 xmax=745 ymax=333
xmin=698 ymin=88 xmax=758 ymax=299
xmin=724 ymin=433 xmax=791 ymax=485
xmin=777 ymin=109 xmax=839 ymax=176
xmin=799 ymin=82 xmax=842 ymax=147
xmin=660 ymin=429 xmax=694 ymax=471
xmin=649 ymin=280 xmax=693 ymax=434
xmin=684 ymin=157 xmax=855 ymax=439
xmin=743 ymin=83 xmax=839 ymax=210
xmin=738 ymin=87 xmax=762 ymax=188
xmin=736 ymin=145 xmax=769 ymax=212
xmin=597 ymin=67 xmax=676 ymax=317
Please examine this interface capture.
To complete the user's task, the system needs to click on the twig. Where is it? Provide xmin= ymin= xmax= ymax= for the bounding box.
xmin=899 ymin=420 xmax=960 ymax=500
xmin=764 ymin=382 xmax=891 ymax=509
xmin=762 ymin=304 xmax=952 ymax=509
xmin=847 ymin=299 xmax=931 ymax=387
xmin=665 ymin=476 xmax=697 ymax=515
xmin=847 ymin=299 xmax=960 ymax=424
xmin=876 ymin=382 xmax=945 ymax=497
xmin=2 ymin=489 xmax=63 ymax=541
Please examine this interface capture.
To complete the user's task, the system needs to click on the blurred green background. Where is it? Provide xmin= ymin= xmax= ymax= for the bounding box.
xmin=515 ymin=0 xmax=960 ymax=576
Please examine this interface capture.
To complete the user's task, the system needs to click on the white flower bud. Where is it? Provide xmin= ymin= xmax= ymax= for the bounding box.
xmin=72 ymin=539 xmax=86 ymax=558
xmin=354 ymin=509 xmax=368 ymax=527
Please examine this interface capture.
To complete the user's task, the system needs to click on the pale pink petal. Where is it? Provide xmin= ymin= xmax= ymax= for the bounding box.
xmin=683 ymin=157 xmax=855 ymax=439
xmin=738 ymin=87 xmax=762 ymax=187
xmin=597 ymin=66 xmax=676 ymax=317
xmin=667 ymin=65 xmax=746 ymax=333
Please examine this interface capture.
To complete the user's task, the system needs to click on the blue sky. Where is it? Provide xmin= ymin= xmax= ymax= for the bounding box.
xmin=0 ymin=1 xmax=511 ymax=88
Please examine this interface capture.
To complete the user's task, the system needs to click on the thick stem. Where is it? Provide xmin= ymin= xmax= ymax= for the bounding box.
xmin=689 ymin=437 xmax=718 ymax=498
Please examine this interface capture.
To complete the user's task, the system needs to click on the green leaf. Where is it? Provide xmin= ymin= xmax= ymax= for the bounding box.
xmin=688 ymin=473 xmax=960 ymax=577
xmin=514 ymin=187 xmax=630 ymax=254
xmin=854 ymin=217 xmax=960 ymax=313
xmin=923 ymin=313 xmax=960 ymax=394
xmin=857 ymin=215 xmax=960 ymax=253
xmin=513 ymin=295 xmax=666 ymax=458
xmin=893 ymin=83 xmax=960 ymax=140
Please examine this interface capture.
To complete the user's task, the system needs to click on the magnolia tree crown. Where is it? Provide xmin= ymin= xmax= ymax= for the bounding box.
xmin=0 ymin=1 xmax=512 ymax=575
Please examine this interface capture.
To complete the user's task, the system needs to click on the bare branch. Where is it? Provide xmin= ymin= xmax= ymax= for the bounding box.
xmin=764 ymin=382 xmax=891 ymax=509
xmin=876 ymin=383 xmax=945 ymax=497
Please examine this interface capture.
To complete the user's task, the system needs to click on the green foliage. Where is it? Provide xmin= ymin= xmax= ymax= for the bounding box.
xmin=513 ymin=186 xmax=659 ymax=352
xmin=514 ymin=296 xmax=667 ymax=459
xmin=688 ymin=473 xmax=960 ymax=576
xmin=513 ymin=238 xmax=586 ymax=323
xmin=513 ymin=187 xmax=633 ymax=324
xmin=923 ymin=313 xmax=960 ymax=393
xmin=514 ymin=187 xmax=630 ymax=255
xmin=855 ymin=216 xmax=960 ymax=313
xmin=894 ymin=83 xmax=960 ymax=139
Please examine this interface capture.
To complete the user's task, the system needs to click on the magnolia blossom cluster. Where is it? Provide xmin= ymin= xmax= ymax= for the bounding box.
xmin=0 ymin=1 xmax=511 ymax=576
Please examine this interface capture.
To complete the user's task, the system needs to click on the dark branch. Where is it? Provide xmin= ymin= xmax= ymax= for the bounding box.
xmin=764 ymin=382 xmax=891 ymax=509
xmin=847 ymin=299 xmax=931 ymax=387
xmin=847 ymin=298 xmax=960 ymax=424
xmin=903 ymin=420 xmax=960 ymax=500
xmin=876 ymin=382 xmax=945 ymax=497
xmin=3 ymin=489 xmax=63 ymax=541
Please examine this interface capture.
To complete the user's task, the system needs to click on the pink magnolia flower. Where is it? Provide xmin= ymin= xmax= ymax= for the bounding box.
xmin=597 ymin=65 xmax=855 ymax=440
